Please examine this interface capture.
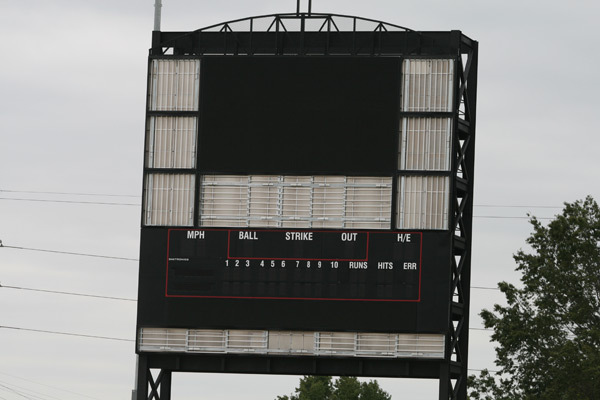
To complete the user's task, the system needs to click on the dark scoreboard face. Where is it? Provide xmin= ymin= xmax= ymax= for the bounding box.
xmin=138 ymin=228 xmax=451 ymax=332
xmin=137 ymin=56 xmax=453 ymax=333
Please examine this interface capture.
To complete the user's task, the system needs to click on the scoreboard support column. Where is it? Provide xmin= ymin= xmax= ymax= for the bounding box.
xmin=135 ymin=355 xmax=172 ymax=400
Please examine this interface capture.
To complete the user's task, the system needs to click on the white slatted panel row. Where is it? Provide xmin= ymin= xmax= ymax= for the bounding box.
xmin=200 ymin=175 xmax=392 ymax=229
xmin=146 ymin=117 xmax=197 ymax=168
xmin=397 ymin=176 xmax=449 ymax=230
xmin=399 ymin=117 xmax=451 ymax=171
xmin=143 ymin=174 xmax=195 ymax=226
xmin=138 ymin=328 xmax=445 ymax=359
xmin=149 ymin=59 xmax=200 ymax=111
xmin=401 ymin=59 xmax=454 ymax=112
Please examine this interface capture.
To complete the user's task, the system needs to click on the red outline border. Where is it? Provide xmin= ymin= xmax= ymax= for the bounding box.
xmin=165 ymin=229 xmax=422 ymax=302
xmin=226 ymin=229 xmax=369 ymax=261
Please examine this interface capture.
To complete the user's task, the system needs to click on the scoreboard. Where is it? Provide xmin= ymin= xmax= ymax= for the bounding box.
xmin=138 ymin=55 xmax=456 ymax=334
xmin=134 ymin=17 xmax=478 ymax=397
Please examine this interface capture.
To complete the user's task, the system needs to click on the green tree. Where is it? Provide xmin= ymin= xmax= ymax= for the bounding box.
xmin=358 ymin=380 xmax=391 ymax=400
xmin=277 ymin=376 xmax=391 ymax=400
xmin=469 ymin=196 xmax=600 ymax=399
xmin=332 ymin=376 xmax=361 ymax=400
xmin=277 ymin=376 xmax=332 ymax=400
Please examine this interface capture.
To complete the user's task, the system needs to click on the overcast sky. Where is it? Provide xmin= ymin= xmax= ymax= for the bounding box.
xmin=1 ymin=0 xmax=600 ymax=399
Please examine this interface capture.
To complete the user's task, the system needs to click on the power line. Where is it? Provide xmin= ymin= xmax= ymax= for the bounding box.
xmin=1 ymin=244 xmax=138 ymax=262
xmin=0 ymin=189 xmax=564 ymax=208
xmin=0 ymin=326 xmax=134 ymax=343
xmin=0 ymin=323 xmax=489 ymax=344
xmin=0 ymin=189 xmax=138 ymax=198
xmin=474 ymin=204 xmax=561 ymax=209
xmin=0 ymin=382 xmax=33 ymax=400
xmin=0 ymin=379 xmax=62 ymax=400
xmin=473 ymin=215 xmax=553 ymax=220
xmin=0 ymin=372 xmax=101 ymax=400
xmin=0 ymin=195 xmax=558 ymax=218
xmin=0 ymin=284 xmax=136 ymax=302
xmin=0 ymin=197 xmax=139 ymax=206
xmin=1 ymin=242 xmax=502 ymax=290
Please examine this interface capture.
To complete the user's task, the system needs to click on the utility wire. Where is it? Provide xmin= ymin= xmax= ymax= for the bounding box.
xmin=0 ymin=189 xmax=138 ymax=198
xmin=0 ymin=380 xmax=61 ymax=400
xmin=0 ymin=384 xmax=32 ymax=400
xmin=0 ymin=196 xmax=552 ymax=218
xmin=0 ymin=326 xmax=134 ymax=343
xmin=0 ymin=382 xmax=36 ymax=400
xmin=2 ymin=241 xmax=503 ymax=292
xmin=2 ymin=242 xmax=502 ymax=290
xmin=0 ymin=372 xmax=101 ymax=400
xmin=0 ymin=284 xmax=136 ymax=302
xmin=475 ymin=204 xmax=561 ymax=209
xmin=0 ymin=323 xmax=489 ymax=344
xmin=0 ymin=282 xmax=497 ymax=301
xmin=474 ymin=215 xmax=552 ymax=220
xmin=0 ymin=190 xmax=564 ymax=208
xmin=0 ymin=197 xmax=139 ymax=206
xmin=0 ymin=244 xmax=138 ymax=262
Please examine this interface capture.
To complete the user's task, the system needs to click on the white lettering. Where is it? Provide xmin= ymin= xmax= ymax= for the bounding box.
xmin=397 ymin=233 xmax=412 ymax=243
xmin=187 ymin=230 xmax=205 ymax=239
xmin=341 ymin=232 xmax=358 ymax=242
xmin=349 ymin=262 xmax=368 ymax=269
xmin=285 ymin=232 xmax=313 ymax=241
xmin=403 ymin=262 xmax=417 ymax=270
xmin=377 ymin=262 xmax=394 ymax=270
xmin=239 ymin=231 xmax=259 ymax=240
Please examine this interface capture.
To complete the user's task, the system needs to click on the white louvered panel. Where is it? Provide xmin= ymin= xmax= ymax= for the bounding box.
xmin=248 ymin=176 xmax=279 ymax=227
xmin=227 ymin=330 xmax=268 ymax=350
xmin=345 ymin=177 xmax=392 ymax=229
xmin=312 ymin=176 xmax=345 ymax=229
xmin=424 ymin=176 xmax=449 ymax=230
xmin=401 ymin=59 xmax=454 ymax=112
xmin=400 ymin=118 xmax=451 ymax=171
xmin=144 ymin=174 xmax=195 ymax=226
xmin=281 ymin=176 xmax=312 ymax=228
xmin=397 ymin=176 xmax=449 ymax=230
xmin=200 ymin=175 xmax=248 ymax=227
xmin=146 ymin=117 xmax=197 ymax=168
xmin=149 ymin=59 xmax=200 ymax=111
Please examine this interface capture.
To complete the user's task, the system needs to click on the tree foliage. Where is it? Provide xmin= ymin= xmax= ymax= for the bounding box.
xmin=469 ymin=196 xmax=600 ymax=399
xmin=276 ymin=376 xmax=391 ymax=400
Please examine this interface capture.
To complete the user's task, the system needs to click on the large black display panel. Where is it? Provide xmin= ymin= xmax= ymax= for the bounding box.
xmin=198 ymin=57 xmax=400 ymax=174
xmin=137 ymin=228 xmax=452 ymax=333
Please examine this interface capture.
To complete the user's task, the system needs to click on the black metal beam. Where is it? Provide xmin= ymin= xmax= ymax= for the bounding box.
xmin=151 ymin=31 xmax=462 ymax=57
xmin=141 ymin=353 xmax=445 ymax=379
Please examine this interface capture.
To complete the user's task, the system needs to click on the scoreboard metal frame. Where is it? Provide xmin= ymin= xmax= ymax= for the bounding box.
xmin=135 ymin=11 xmax=478 ymax=400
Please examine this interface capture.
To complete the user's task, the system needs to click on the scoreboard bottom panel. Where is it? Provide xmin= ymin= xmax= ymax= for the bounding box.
xmin=166 ymin=229 xmax=422 ymax=301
